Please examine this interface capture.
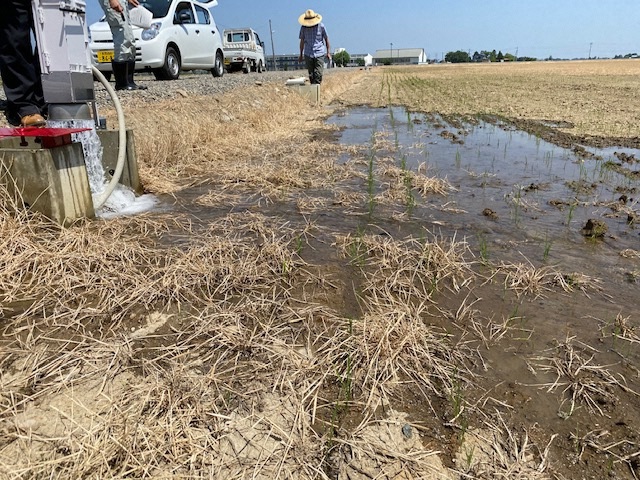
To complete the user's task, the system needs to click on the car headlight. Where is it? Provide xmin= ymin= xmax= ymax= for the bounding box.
xmin=141 ymin=22 xmax=161 ymax=41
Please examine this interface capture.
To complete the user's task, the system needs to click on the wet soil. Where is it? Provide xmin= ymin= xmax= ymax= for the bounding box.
xmin=320 ymin=106 xmax=640 ymax=479
xmin=153 ymin=104 xmax=640 ymax=478
xmin=3 ymin=73 xmax=640 ymax=478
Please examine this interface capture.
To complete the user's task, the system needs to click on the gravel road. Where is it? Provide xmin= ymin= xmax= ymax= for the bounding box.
xmin=93 ymin=69 xmax=313 ymax=107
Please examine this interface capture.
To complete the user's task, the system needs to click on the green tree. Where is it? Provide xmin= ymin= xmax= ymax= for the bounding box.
xmin=497 ymin=50 xmax=504 ymax=62
xmin=445 ymin=50 xmax=471 ymax=63
xmin=333 ymin=50 xmax=350 ymax=67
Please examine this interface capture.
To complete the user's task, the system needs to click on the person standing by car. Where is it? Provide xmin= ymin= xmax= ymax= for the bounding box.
xmin=0 ymin=0 xmax=47 ymax=127
xmin=98 ymin=0 xmax=147 ymax=90
xmin=298 ymin=9 xmax=330 ymax=85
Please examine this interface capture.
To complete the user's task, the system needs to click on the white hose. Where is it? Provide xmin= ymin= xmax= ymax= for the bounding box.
xmin=91 ymin=65 xmax=127 ymax=210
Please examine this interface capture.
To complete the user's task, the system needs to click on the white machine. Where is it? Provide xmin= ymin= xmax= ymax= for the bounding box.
xmin=30 ymin=0 xmax=95 ymax=121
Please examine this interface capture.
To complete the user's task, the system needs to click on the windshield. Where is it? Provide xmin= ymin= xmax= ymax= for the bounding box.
xmin=137 ymin=0 xmax=174 ymax=18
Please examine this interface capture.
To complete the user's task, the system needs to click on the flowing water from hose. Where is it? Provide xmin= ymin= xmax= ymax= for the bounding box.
xmin=48 ymin=118 xmax=157 ymax=217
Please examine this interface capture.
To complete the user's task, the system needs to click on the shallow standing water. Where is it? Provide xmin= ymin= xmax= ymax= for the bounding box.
xmin=328 ymin=105 xmax=640 ymax=339
xmin=329 ymin=107 xmax=640 ymax=284
xmin=323 ymin=106 xmax=640 ymax=478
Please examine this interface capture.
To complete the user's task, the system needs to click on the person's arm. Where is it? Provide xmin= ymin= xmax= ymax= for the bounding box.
xmin=325 ymin=35 xmax=331 ymax=60
xmin=299 ymin=37 xmax=305 ymax=62
xmin=108 ymin=0 xmax=123 ymax=13
xmin=128 ymin=0 xmax=140 ymax=6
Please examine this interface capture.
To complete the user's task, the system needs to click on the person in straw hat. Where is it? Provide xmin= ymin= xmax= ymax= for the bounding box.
xmin=298 ymin=9 xmax=331 ymax=84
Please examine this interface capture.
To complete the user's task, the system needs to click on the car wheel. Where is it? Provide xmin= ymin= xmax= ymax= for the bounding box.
xmin=155 ymin=47 xmax=181 ymax=80
xmin=211 ymin=50 xmax=224 ymax=78
xmin=242 ymin=60 xmax=250 ymax=74
xmin=257 ymin=61 xmax=264 ymax=73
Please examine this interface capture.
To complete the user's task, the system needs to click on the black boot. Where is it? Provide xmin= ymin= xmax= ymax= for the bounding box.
xmin=127 ymin=60 xmax=147 ymax=90
xmin=112 ymin=61 xmax=131 ymax=91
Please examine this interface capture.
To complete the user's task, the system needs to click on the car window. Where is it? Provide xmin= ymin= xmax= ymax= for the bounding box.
xmin=194 ymin=5 xmax=210 ymax=25
xmin=174 ymin=2 xmax=194 ymax=24
xmin=138 ymin=0 xmax=173 ymax=18
xmin=255 ymin=33 xmax=261 ymax=45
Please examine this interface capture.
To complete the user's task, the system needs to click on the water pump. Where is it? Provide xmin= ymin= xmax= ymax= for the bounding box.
xmin=30 ymin=0 xmax=95 ymax=121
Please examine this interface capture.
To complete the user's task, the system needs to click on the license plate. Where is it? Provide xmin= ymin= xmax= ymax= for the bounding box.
xmin=97 ymin=50 xmax=114 ymax=63
xmin=224 ymin=58 xmax=230 ymax=65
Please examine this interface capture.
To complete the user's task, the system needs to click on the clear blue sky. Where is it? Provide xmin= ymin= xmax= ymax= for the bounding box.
xmin=86 ymin=0 xmax=639 ymax=60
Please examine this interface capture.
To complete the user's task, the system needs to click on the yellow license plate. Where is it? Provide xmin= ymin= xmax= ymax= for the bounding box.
xmin=97 ymin=50 xmax=114 ymax=63
xmin=224 ymin=59 xmax=230 ymax=65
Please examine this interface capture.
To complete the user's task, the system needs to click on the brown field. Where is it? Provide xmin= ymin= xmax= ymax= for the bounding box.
xmin=1 ymin=60 xmax=640 ymax=479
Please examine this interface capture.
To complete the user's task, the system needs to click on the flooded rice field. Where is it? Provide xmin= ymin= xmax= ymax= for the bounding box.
xmin=330 ymin=105 xmax=640 ymax=310
xmin=168 ymin=104 xmax=640 ymax=477
xmin=324 ymin=106 xmax=640 ymax=478
xmin=4 ymin=82 xmax=640 ymax=478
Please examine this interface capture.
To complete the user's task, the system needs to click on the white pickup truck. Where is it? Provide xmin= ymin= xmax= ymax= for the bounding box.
xmin=223 ymin=28 xmax=267 ymax=73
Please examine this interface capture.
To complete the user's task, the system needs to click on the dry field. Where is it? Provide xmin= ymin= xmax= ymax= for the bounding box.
xmin=1 ymin=60 xmax=640 ymax=479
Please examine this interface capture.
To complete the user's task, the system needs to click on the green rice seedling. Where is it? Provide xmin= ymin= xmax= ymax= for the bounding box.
xmin=566 ymin=200 xmax=577 ymax=225
xmin=295 ymin=235 xmax=304 ymax=254
xmin=448 ymin=368 xmax=469 ymax=443
xmin=400 ymin=154 xmax=416 ymax=213
xmin=346 ymin=226 xmax=369 ymax=267
xmin=542 ymin=234 xmax=552 ymax=261
xmin=455 ymin=148 xmax=462 ymax=168
xmin=579 ymin=161 xmax=588 ymax=181
xmin=477 ymin=233 xmax=489 ymax=264
xmin=508 ymin=185 xmax=523 ymax=224
xmin=463 ymin=445 xmax=476 ymax=471
xmin=367 ymin=151 xmax=376 ymax=216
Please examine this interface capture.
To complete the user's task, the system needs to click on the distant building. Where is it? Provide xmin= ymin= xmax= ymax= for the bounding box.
xmin=348 ymin=53 xmax=373 ymax=67
xmin=273 ymin=54 xmax=305 ymax=71
xmin=272 ymin=54 xmax=333 ymax=72
xmin=373 ymin=48 xmax=427 ymax=65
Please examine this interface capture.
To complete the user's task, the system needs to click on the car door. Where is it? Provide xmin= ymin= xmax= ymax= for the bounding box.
xmin=191 ymin=4 xmax=216 ymax=66
xmin=254 ymin=32 xmax=264 ymax=57
xmin=172 ymin=1 xmax=199 ymax=67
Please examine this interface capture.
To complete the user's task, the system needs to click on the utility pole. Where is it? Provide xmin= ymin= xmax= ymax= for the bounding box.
xmin=390 ymin=42 xmax=393 ymax=64
xmin=269 ymin=19 xmax=277 ymax=71
xmin=515 ymin=46 xmax=518 ymax=61
xmin=588 ymin=42 xmax=593 ymax=59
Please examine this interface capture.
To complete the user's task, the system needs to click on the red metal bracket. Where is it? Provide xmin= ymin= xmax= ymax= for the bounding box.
xmin=0 ymin=127 xmax=93 ymax=149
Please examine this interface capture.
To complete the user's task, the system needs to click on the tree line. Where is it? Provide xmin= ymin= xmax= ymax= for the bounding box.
xmin=444 ymin=50 xmax=537 ymax=63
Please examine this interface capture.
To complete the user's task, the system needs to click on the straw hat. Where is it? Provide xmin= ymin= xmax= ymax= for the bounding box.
xmin=298 ymin=9 xmax=322 ymax=27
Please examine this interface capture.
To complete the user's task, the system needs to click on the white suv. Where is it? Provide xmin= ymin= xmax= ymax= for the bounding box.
xmin=89 ymin=0 xmax=224 ymax=80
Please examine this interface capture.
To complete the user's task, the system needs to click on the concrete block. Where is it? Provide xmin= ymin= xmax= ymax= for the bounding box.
xmin=287 ymin=84 xmax=320 ymax=104
xmin=0 ymin=138 xmax=95 ymax=226
xmin=97 ymin=129 xmax=143 ymax=195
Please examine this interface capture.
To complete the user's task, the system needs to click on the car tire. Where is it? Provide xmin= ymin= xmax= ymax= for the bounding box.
xmin=154 ymin=47 xmax=181 ymax=80
xmin=211 ymin=50 xmax=224 ymax=78
xmin=257 ymin=61 xmax=264 ymax=73
xmin=242 ymin=60 xmax=250 ymax=74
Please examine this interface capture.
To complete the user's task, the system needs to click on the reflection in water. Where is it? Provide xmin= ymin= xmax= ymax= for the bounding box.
xmin=328 ymin=106 xmax=640 ymax=319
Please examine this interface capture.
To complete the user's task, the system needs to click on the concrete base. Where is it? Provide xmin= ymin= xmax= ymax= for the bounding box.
xmin=96 ymin=129 xmax=143 ymax=195
xmin=0 ymin=137 xmax=95 ymax=226
xmin=287 ymin=84 xmax=320 ymax=104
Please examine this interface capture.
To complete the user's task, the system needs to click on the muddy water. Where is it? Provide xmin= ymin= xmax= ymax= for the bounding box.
xmin=324 ymin=106 xmax=640 ymax=477
xmin=329 ymin=106 xmax=640 ymax=309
